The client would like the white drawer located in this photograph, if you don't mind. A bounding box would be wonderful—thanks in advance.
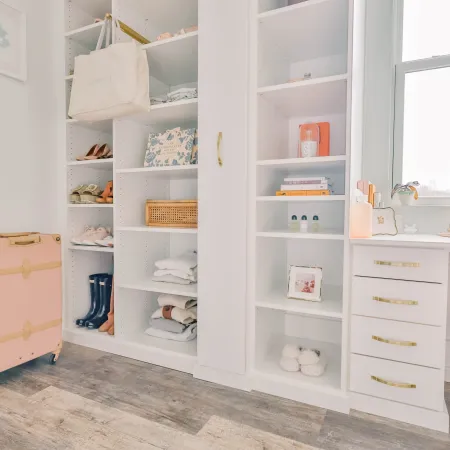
[352,245,448,283]
[351,316,445,368]
[352,276,447,326]
[350,354,444,411]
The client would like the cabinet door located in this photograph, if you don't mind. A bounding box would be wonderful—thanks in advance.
[198,0,249,375]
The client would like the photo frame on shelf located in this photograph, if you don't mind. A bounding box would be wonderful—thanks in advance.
[288,266,323,302]
[0,1,26,81]
[372,207,398,236]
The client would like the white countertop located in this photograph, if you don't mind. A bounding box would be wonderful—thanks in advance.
[351,234,450,249]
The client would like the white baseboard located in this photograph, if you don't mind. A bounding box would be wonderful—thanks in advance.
[193,365,251,391]
[351,393,449,433]
[446,366,450,383]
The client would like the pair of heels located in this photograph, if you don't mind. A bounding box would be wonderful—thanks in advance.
[75,274,113,333]
[96,181,113,204]
[76,144,113,161]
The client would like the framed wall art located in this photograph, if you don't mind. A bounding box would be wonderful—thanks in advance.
[0,1,26,81]
[288,266,323,302]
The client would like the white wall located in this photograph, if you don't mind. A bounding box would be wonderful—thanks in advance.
[0,0,59,233]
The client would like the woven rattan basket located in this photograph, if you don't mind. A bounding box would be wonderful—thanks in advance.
[145,200,198,228]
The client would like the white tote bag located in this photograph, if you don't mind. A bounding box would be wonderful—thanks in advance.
[68,18,150,122]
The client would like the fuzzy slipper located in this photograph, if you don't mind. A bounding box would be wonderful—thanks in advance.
[279,357,300,372]
[297,348,320,366]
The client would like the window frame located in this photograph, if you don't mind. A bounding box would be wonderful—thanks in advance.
[392,0,450,204]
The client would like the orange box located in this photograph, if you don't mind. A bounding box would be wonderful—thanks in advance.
[299,122,330,157]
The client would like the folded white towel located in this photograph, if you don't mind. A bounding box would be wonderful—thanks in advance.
[155,251,197,272]
[152,274,193,285]
[145,323,197,342]
[154,268,197,282]
[157,294,197,310]
[152,306,197,325]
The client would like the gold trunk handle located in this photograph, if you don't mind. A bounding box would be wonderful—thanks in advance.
[8,234,41,246]
[217,132,223,167]
[373,296,418,306]
[371,375,416,389]
[372,336,417,347]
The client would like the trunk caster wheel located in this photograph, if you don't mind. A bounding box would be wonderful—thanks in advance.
[50,354,59,365]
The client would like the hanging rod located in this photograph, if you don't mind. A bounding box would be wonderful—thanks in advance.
[105,13,150,45]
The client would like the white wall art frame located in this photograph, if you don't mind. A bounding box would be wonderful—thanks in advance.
[0,1,26,81]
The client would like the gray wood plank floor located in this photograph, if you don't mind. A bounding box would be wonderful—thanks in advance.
[0,342,448,449]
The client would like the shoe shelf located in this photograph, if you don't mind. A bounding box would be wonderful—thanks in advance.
[65,21,104,48]
[67,159,114,170]
[69,245,114,253]
[117,280,198,298]
[68,203,114,208]
[66,118,113,134]
[116,165,198,180]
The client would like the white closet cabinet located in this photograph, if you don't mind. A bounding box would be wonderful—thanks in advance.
[197,0,249,381]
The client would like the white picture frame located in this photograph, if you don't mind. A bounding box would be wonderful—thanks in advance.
[0,1,26,81]
[288,266,323,302]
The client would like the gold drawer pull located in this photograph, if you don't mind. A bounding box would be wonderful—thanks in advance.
[372,336,417,347]
[371,375,416,389]
[217,132,223,167]
[374,260,420,268]
[373,296,418,306]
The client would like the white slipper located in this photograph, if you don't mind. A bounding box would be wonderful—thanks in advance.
[301,358,327,377]
[282,344,301,359]
[297,349,320,366]
[279,357,300,372]
[95,235,114,247]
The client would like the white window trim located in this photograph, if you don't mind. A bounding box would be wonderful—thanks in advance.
[392,0,450,205]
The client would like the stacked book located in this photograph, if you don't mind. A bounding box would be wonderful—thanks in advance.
[276,176,331,196]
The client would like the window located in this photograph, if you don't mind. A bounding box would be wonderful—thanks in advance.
[393,0,450,200]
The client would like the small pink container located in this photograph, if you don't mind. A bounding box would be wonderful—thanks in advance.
[0,233,62,372]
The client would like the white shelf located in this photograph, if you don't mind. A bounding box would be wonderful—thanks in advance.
[258,0,348,63]
[254,334,342,393]
[143,32,198,86]
[258,74,348,117]
[351,234,450,249]
[117,226,197,234]
[117,280,198,298]
[257,230,344,240]
[65,21,104,49]
[256,285,343,319]
[131,99,198,127]
[68,203,114,208]
[69,245,114,253]
[257,195,345,202]
[117,165,198,179]
[257,156,347,173]
[125,331,197,358]
[67,159,114,170]
[66,119,113,134]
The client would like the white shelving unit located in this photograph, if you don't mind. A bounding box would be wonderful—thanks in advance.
[247,0,362,413]
[62,0,199,374]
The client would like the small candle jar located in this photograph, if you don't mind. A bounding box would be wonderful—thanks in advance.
[312,215,320,232]
[289,215,300,232]
[300,215,308,233]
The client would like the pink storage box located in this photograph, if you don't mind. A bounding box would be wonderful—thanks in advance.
[0,233,62,372]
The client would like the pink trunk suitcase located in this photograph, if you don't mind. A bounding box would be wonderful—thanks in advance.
[0,232,62,372]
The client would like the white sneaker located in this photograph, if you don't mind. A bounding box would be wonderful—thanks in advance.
[82,227,110,246]
[71,226,96,245]
[95,235,114,247]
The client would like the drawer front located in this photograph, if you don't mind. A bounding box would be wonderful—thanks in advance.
[351,316,445,368]
[352,276,447,326]
[350,354,444,411]
[352,245,448,283]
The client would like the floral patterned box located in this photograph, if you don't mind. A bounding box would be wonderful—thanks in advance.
[144,128,198,167]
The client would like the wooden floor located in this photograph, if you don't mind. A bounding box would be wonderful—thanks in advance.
[0,343,449,450]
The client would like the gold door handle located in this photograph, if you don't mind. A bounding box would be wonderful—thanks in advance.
[373,296,418,306]
[372,336,417,347]
[217,132,223,167]
[371,375,416,389]
[374,260,420,268]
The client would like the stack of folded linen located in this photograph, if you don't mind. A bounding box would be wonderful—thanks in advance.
[150,88,198,106]
[152,251,197,285]
[145,294,197,342]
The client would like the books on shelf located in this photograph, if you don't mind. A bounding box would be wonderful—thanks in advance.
[276,190,330,196]
[280,183,328,191]
[284,176,328,185]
